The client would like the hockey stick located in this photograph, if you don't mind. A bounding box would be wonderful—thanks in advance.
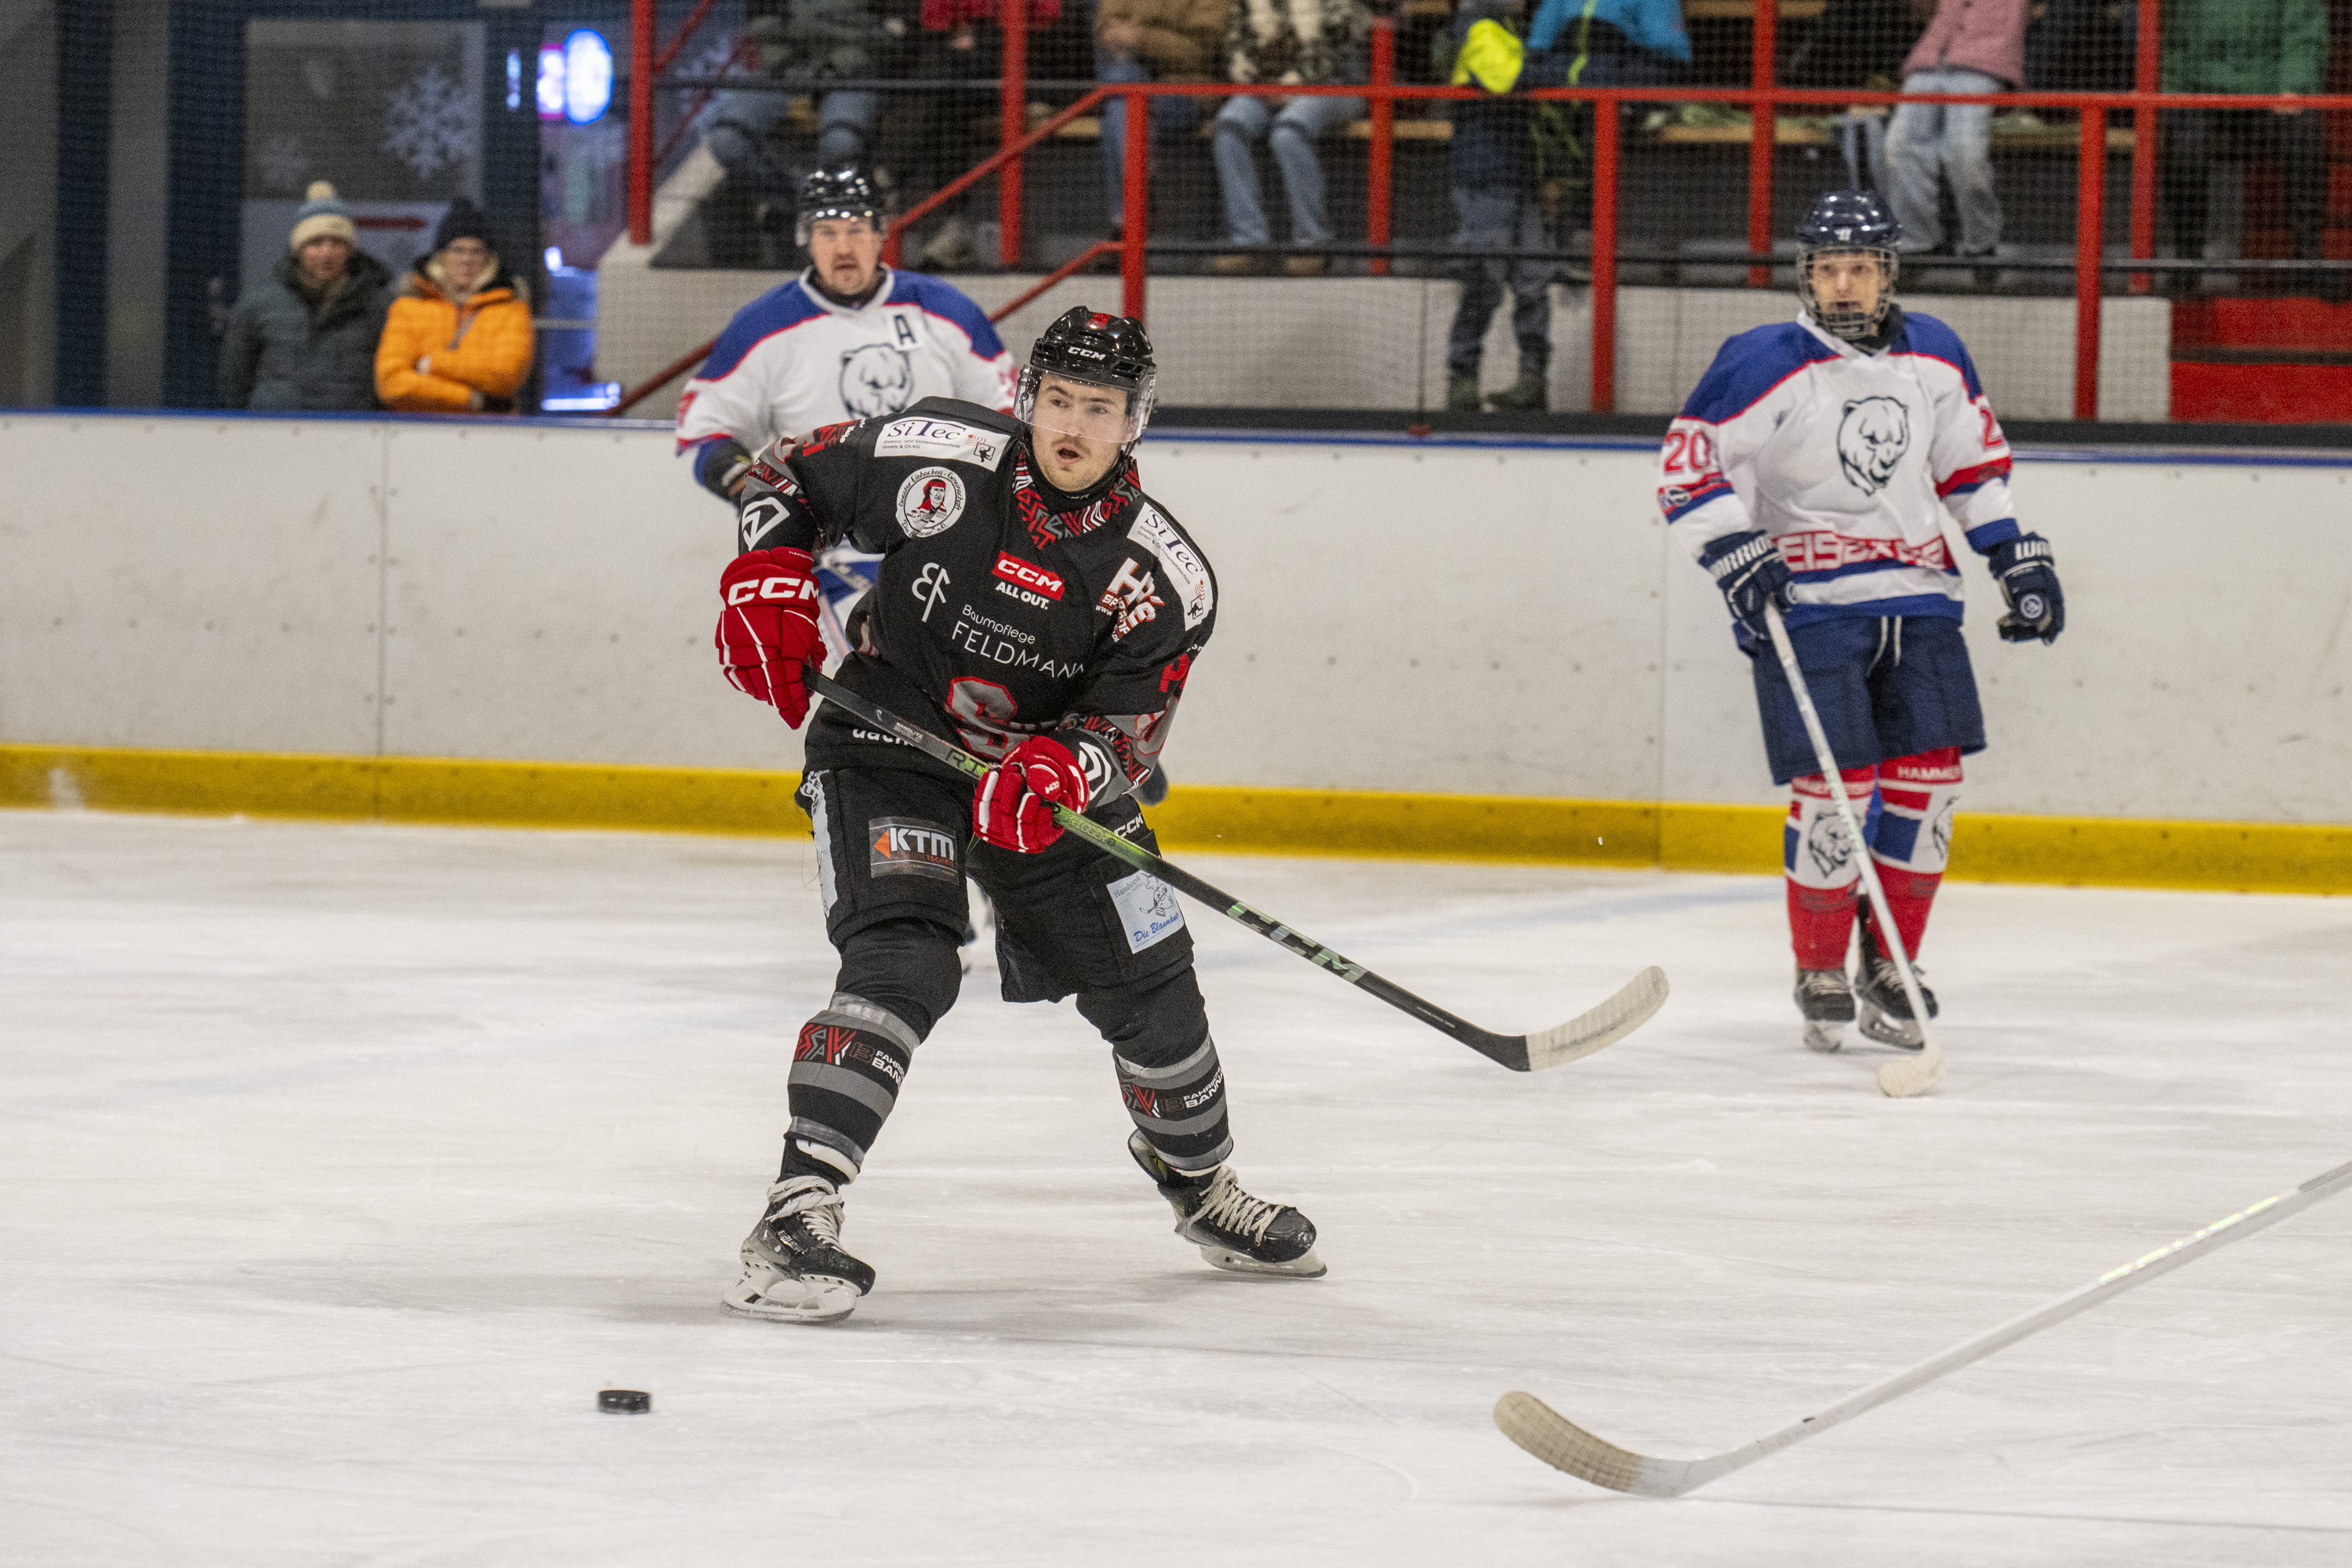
[804,670,1668,1073]
[1496,1154,2352,1496]
[1761,604,1944,1098]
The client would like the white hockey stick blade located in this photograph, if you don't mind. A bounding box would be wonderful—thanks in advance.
[1877,1035,1945,1098]
[1497,1154,2352,1496]
[1519,965,1670,1071]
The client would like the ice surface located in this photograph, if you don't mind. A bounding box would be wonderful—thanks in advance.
[5,811,2349,1566]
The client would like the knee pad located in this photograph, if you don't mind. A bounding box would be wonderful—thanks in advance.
[833,916,963,1040]
[1871,748,1962,875]
[1784,764,1878,890]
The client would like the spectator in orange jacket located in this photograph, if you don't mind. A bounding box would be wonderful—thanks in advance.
[375,200,534,414]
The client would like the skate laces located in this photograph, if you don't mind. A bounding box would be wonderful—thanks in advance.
[765,1176,845,1248]
[1192,1167,1281,1245]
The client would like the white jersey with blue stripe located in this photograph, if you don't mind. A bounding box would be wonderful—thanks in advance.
[1657,310,2021,627]
[675,266,1016,475]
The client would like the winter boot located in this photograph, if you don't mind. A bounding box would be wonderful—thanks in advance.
[1795,966,1855,1054]
[1485,372,1547,412]
[1854,918,1937,1051]
[1446,372,1483,412]
[720,1173,876,1323]
[1128,1131,1325,1279]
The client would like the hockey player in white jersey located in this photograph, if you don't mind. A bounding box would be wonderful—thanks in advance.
[1658,190,2065,1052]
[677,169,1018,655]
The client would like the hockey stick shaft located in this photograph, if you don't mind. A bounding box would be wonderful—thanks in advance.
[1497,1154,2352,1495]
[1762,604,1944,1095]
[804,670,1663,1072]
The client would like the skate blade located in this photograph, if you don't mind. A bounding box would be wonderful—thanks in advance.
[1196,1243,1327,1279]
[720,1265,861,1324]
[1856,999,1926,1051]
[1802,1019,1845,1054]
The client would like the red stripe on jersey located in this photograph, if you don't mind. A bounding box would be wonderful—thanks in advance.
[1936,456,2013,497]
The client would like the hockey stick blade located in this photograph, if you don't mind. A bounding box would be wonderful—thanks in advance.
[1498,964,1671,1072]
[1497,1155,2352,1496]
[804,671,1667,1072]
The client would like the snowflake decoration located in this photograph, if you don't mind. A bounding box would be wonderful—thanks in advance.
[256,133,310,194]
[382,64,476,181]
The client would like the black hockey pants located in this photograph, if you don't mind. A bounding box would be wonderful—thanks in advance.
[781,755,1234,1181]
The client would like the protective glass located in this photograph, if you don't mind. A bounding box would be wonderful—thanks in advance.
[1797,247,1897,341]
[1016,366,1156,450]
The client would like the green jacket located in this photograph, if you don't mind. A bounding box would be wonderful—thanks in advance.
[2161,0,2328,96]
[219,250,394,412]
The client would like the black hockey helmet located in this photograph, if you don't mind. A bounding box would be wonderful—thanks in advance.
[1795,189,1900,342]
[797,166,884,242]
[1018,307,1159,449]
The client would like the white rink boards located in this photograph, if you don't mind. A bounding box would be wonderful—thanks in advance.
[5,413,2351,827]
[6,811,2350,1566]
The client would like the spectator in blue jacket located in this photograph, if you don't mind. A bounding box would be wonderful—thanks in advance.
[1526,0,1690,89]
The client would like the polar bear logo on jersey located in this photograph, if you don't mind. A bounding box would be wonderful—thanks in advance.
[1837,396,1911,494]
[840,343,916,417]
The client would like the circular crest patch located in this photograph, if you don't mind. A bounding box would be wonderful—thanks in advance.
[895,466,967,539]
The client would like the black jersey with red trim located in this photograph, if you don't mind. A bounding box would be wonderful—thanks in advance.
[732,397,1214,804]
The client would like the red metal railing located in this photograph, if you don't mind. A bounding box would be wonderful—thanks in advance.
[621,2,2349,424]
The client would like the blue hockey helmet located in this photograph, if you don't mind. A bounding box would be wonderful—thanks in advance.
[1795,190,1900,341]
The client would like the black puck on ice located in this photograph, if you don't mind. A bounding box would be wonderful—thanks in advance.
[597,1389,651,1414]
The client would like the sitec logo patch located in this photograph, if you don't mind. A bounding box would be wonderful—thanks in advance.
[992,551,1065,608]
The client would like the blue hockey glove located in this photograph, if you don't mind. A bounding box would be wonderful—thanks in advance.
[1700,530,1793,638]
[1988,533,2064,644]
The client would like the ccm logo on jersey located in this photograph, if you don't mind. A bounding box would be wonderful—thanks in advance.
[868,817,959,882]
[1096,557,1166,641]
[877,416,1009,470]
[725,572,818,605]
[992,552,1065,606]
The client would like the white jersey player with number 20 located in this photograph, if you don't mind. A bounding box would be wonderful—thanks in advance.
[1660,190,2066,1055]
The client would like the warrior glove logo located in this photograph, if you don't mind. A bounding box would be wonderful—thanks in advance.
[896,466,967,538]
[1838,397,1911,495]
[868,817,959,882]
[840,343,916,418]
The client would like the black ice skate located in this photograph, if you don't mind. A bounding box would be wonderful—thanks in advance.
[1794,966,1855,1053]
[720,1174,876,1324]
[1853,920,1937,1051]
[1127,1131,1326,1279]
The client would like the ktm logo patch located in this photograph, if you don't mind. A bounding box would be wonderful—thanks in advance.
[868,817,958,881]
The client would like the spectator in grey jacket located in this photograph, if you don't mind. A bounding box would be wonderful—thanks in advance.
[1885,0,2027,264]
[219,182,394,412]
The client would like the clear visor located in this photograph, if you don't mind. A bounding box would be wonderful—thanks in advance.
[1017,366,1156,451]
[1797,246,1897,337]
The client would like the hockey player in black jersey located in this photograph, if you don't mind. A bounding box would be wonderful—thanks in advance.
[712,308,1323,1323]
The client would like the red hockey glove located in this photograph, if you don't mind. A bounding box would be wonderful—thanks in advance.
[973,736,1090,853]
[716,547,823,727]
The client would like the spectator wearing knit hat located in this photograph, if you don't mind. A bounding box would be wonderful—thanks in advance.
[375,199,535,414]
[218,181,395,411]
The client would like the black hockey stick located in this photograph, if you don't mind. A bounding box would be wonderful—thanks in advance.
[805,671,1668,1073]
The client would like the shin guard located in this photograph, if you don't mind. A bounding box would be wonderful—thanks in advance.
[1784,764,1878,970]
[1864,748,1962,956]
[1079,967,1232,1174]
